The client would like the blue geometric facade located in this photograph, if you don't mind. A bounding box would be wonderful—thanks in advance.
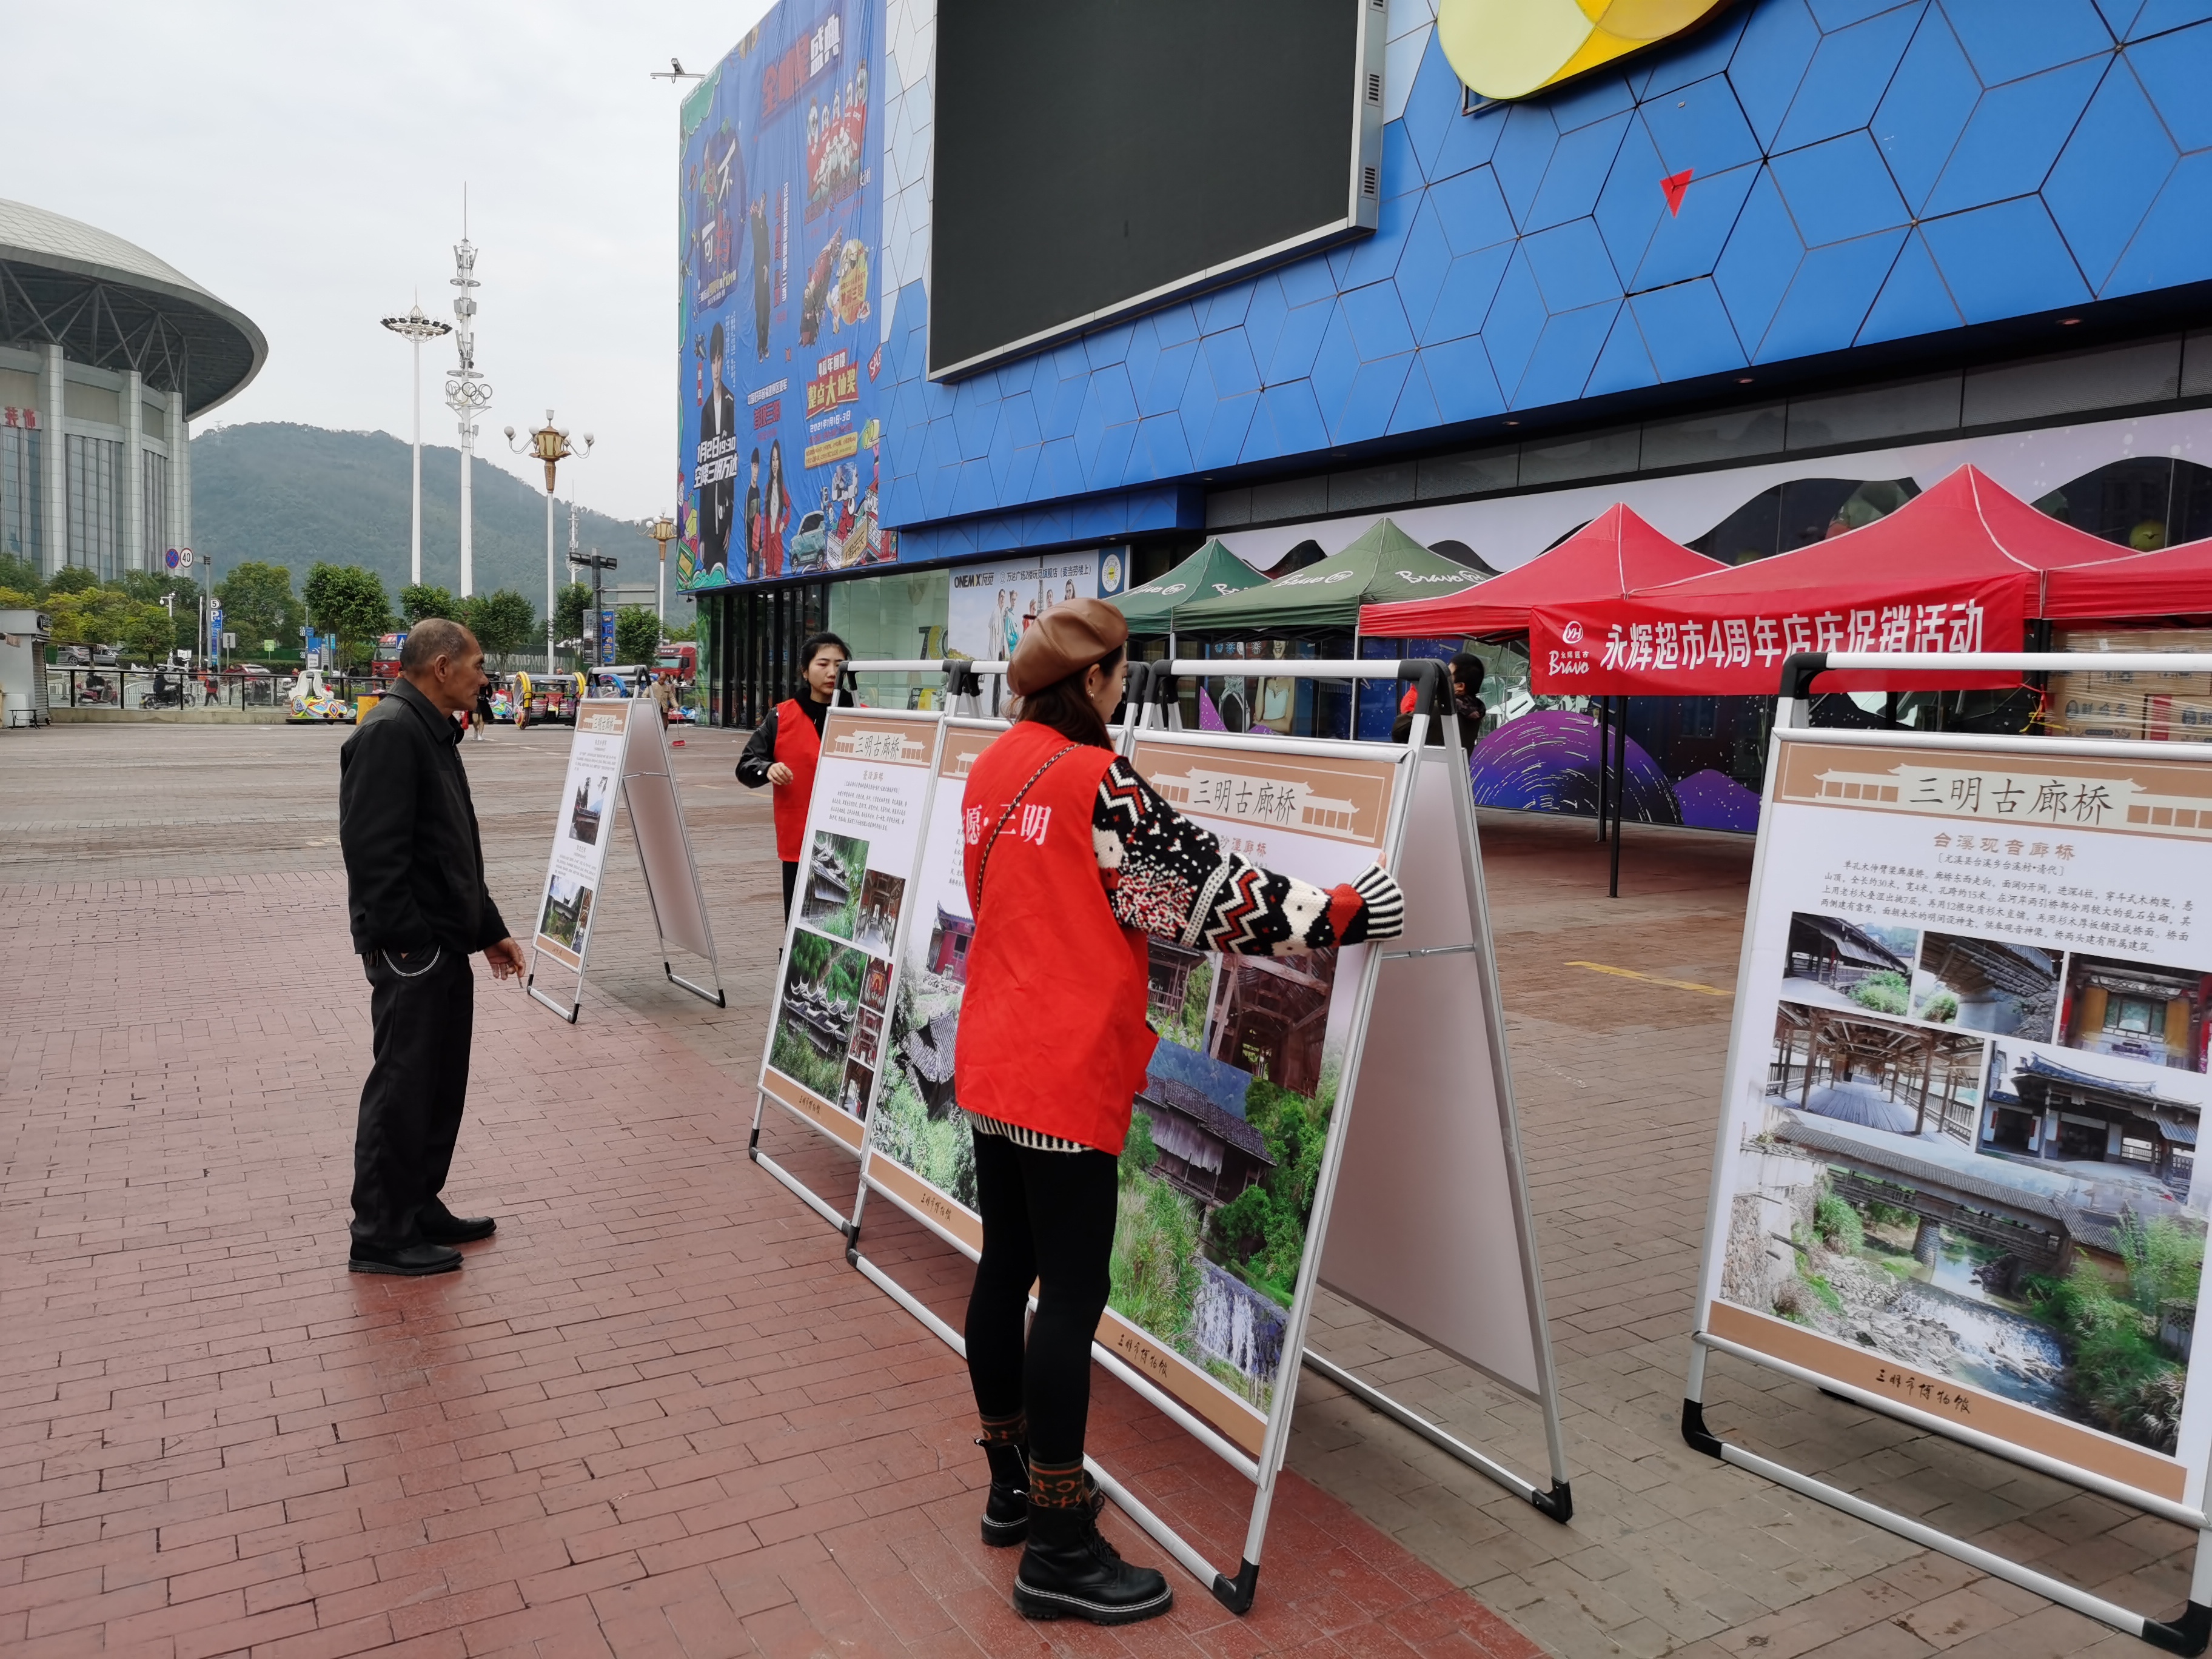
[874,0,2212,564]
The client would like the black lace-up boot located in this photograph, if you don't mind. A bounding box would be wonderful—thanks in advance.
[1011,1461,1172,1626]
[977,1420,1030,1547]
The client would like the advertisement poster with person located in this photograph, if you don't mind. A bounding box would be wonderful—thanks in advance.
[1698,737,2212,1510]
[676,0,894,594]
[759,709,939,1147]
[942,551,1125,662]
[866,724,1401,1455]
[532,702,631,970]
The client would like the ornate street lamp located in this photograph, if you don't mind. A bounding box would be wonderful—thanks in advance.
[380,304,451,589]
[506,411,592,673]
[648,513,678,629]
[444,213,494,596]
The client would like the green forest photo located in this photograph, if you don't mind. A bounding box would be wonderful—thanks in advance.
[771,928,867,1102]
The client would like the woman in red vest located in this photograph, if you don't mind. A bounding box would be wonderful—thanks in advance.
[957,602,1403,1625]
[736,631,848,914]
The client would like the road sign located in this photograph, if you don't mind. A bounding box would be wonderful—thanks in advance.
[164,548,179,571]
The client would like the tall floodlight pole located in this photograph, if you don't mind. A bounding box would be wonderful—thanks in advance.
[380,305,451,588]
[444,210,494,596]
[648,514,678,630]
[506,411,592,673]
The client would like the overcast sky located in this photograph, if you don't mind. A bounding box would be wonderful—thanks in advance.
[4,0,780,520]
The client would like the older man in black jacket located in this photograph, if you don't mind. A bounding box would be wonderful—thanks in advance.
[338,617,527,1275]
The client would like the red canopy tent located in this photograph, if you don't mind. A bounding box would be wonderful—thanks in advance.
[2040,535,2212,620]
[1356,503,1726,638]
[1527,466,2125,694]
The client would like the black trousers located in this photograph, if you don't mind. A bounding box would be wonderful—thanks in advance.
[352,945,475,1247]
[965,1131,1121,1466]
[781,859,798,917]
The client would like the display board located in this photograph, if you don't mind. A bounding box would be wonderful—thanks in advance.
[854,717,1004,1248]
[1321,746,1547,1395]
[751,706,944,1226]
[843,679,1570,1609]
[526,699,727,1023]
[1687,665,2212,1650]
[529,700,629,980]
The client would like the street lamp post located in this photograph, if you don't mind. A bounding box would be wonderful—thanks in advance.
[379,304,452,589]
[506,411,592,674]
[444,220,494,597]
[648,514,677,631]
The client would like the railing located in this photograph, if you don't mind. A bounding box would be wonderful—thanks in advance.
[49,666,292,710]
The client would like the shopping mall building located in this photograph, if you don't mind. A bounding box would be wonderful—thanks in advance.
[676,0,2212,826]
[0,198,265,579]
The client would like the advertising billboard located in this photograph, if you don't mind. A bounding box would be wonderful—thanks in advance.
[928,0,1384,380]
[676,0,896,594]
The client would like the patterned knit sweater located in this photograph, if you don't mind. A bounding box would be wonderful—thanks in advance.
[967,755,1404,1151]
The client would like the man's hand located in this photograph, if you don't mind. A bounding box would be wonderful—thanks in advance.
[484,937,527,980]
[766,760,796,786]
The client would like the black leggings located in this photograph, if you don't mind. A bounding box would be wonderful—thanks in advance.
[965,1131,1120,1466]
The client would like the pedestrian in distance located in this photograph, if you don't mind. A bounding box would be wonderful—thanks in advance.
[472,678,494,740]
[954,601,1405,1625]
[337,617,526,1276]
[1390,651,1486,748]
[736,631,849,917]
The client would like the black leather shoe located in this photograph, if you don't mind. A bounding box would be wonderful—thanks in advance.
[419,1204,496,1244]
[348,1241,463,1276]
[1012,1503,1172,1625]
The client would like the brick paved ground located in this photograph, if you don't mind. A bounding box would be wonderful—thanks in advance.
[0,723,2194,1659]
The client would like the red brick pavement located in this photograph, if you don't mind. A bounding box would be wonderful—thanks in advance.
[0,729,1546,1659]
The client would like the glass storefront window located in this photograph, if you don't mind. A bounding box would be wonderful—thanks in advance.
[829,567,950,709]
[2034,457,2212,549]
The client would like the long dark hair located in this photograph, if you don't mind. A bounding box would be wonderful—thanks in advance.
[1016,643,1124,750]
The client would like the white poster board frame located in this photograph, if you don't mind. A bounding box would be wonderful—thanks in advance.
[1683,651,2212,1655]
[839,660,1569,1613]
[526,699,726,1024]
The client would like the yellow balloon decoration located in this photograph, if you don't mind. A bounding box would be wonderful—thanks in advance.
[1436,0,1737,103]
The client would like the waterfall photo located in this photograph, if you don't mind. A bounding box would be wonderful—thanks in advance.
[1107,942,1352,1413]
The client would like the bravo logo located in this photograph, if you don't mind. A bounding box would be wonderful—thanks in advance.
[1437,0,1737,103]
[1562,620,1584,645]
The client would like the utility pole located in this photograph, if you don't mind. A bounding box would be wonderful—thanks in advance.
[509,412,592,673]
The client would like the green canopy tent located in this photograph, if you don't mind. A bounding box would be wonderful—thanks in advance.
[1108,537,1269,638]
[1165,518,1487,737]
[1169,517,1484,635]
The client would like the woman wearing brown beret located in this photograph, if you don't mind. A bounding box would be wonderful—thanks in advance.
[957,598,1405,1624]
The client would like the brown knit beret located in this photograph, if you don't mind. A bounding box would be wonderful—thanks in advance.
[1007,597,1130,695]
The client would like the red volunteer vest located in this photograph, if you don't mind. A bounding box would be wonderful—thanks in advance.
[772,699,821,862]
[954,721,1155,1155]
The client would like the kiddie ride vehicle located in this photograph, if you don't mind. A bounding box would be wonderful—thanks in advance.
[287,666,352,723]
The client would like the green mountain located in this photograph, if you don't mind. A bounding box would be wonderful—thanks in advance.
[189,423,660,608]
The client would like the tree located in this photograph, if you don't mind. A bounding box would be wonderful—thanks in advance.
[400,583,457,625]
[48,565,100,595]
[555,581,591,645]
[662,618,696,643]
[615,605,662,667]
[0,552,42,597]
[303,563,392,669]
[464,589,535,663]
[215,562,303,650]
[119,601,174,665]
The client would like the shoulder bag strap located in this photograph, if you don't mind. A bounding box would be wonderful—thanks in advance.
[970,742,1078,913]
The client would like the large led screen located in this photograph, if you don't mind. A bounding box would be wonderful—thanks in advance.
[928,0,1382,381]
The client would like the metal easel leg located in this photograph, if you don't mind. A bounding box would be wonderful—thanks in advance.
[1299,1350,1571,1520]
[1680,1359,2208,1654]
[748,1090,857,1236]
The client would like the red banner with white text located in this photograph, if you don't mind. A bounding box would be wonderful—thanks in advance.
[1528,575,2030,695]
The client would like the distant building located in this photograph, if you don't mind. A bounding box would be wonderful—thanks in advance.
[0,198,266,578]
